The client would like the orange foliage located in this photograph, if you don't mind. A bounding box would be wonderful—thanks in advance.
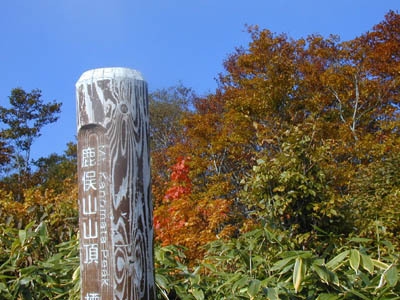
[153,157,232,261]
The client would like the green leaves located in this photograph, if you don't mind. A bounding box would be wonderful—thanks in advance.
[0,222,80,299]
[0,200,399,300]
[312,264,339,286]
[242,125,352,241]
[154,227,400,299]
[384,265,399,287]
[247,279,261,299]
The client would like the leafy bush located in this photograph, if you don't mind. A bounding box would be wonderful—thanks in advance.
[0,185,79,299]
[155,227,400,300]
[0,221,79,299]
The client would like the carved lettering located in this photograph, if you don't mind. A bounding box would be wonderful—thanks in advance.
[83,171,97,191]
[82,147,96,167]
[82,195,97,215]
[83,219,98,239]
[84,293,100,300]
[83,243,99,264]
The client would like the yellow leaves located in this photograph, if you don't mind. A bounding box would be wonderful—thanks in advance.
[272,186,285,193]
[0,178,78,242]
[0,189,24,224]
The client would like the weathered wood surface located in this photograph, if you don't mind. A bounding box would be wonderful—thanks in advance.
[76,67,155,300]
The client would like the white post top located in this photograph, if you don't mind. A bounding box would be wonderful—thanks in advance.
[76,67,144,84]
[75,67,147,131]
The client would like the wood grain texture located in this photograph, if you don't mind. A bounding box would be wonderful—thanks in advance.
[76,68,155,300]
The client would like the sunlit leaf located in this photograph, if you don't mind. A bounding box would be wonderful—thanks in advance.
[18,229,26,245]
[360,254,374,274]
[326,250,349,270]
[372,259,389,270]
[293,256,305,293]
[349,249,360,272]
[191,288,204,300]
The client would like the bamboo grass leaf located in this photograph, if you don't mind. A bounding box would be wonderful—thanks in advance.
[293,256,305,293]
[349,249,360,272]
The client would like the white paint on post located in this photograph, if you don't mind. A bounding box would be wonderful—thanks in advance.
[76,67,155,299]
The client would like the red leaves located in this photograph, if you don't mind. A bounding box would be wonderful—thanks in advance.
[163,185,191,202]
[153,157,232,261]
[163,156,191,203]
[170,157,191,182]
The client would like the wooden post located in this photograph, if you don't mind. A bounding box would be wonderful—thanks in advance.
[76,67,155,300]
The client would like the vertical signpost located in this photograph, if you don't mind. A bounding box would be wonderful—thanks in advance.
[76,67,155,300]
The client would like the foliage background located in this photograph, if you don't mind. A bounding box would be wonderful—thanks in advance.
[0,11,399,299]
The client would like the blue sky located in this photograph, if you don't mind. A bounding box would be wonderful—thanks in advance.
[1,1,398,160]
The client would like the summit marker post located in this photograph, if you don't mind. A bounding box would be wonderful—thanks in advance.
[76,67,155,299]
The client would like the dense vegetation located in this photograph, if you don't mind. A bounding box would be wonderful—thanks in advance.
[0,11,399,299]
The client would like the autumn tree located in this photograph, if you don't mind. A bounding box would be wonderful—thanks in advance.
[167,90,258,235]
[152,86,252,260]
[218,11,399,243]
[221,12,399,145]
[168,11,400,247]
